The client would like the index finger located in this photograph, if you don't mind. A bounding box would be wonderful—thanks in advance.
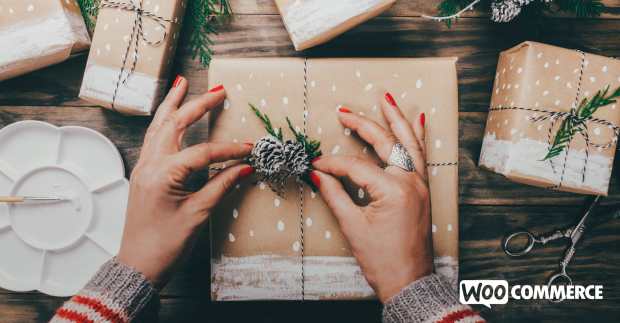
[312,156,388,200]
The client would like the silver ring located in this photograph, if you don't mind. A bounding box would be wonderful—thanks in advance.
[387,143,415,172]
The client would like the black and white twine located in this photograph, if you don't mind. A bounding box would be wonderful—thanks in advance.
[99,0,173,111]
[488,52,620,189]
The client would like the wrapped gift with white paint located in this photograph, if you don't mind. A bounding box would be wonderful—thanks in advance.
[79,0,186,115]
[275,0,396,51]
[479,41,620,195]
[0,0,90,81]
[208,57,460,300]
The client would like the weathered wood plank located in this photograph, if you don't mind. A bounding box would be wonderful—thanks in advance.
[228,0,620,18]
[3,16,620,111]
[1,204,618,322]
[1,294,619,323]
[0,107,619,205]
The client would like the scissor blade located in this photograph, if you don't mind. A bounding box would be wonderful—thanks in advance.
[570,196,602,242]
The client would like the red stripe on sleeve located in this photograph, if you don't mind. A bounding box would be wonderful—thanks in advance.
[437,309,484,323]
[72,295,126,323]
[55,308,95,323]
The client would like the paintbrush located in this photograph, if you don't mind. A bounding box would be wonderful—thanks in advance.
[0,196,68,203]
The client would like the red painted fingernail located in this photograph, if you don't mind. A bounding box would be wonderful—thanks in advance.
[385,92,397,107]
[420,113,426,127]
[311,157,321,164]
[338,106,352,113]
[310,171,321,188]
[208,84,224,93]
[243,142,254,148]
[239,166,255,179]
[172,75,183,88]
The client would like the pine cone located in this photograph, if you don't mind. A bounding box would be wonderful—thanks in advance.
[250,135,286,177]
[284,140,310,177]
[491,0,524,22]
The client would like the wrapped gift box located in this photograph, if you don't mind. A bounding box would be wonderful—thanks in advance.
[275,0,395,51]
[208,57,460,300]
[0,0,90,81]
[79,0,186,115]
[479,41,620,195]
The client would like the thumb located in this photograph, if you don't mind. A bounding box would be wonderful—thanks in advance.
[311,170,364,230]
[186,164,254,221]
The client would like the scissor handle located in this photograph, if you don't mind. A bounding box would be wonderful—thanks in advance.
[503,231,537,257]
[547,270,573,303]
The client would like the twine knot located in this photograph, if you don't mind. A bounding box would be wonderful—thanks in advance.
[99,0,174,110]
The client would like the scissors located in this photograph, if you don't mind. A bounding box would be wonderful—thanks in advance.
[502,196,602,295]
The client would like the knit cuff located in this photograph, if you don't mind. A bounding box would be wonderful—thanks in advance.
[382,274,462,323]
[82,257,158,321]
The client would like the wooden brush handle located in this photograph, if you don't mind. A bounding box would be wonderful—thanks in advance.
[0,196,25,203]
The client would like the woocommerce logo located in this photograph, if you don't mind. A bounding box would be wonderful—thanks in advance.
[459,280,604,308]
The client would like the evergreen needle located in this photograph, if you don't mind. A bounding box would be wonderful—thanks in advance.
[543,85,620,160]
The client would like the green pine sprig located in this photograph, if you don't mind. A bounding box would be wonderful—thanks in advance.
[543,85,620,160]
[286,117,322,161]
[249,104,283,141]
[250,105,323,192]
[185,0,231,67]
[76,0,100,31]
[76,0,230,67]
[435,0,606,27]
[556,0,605,17]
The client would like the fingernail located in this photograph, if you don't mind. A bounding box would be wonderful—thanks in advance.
[243,142,254,149]
[385,92,398,107]
[310,171,321,188]
[311,156,321,164]
[208,84,224,93]
[239,166,255,179]
[172,75,184,88]
[420,112,426,127]
[338,106,352,113]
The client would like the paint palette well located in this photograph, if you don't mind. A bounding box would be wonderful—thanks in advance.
[0,121,128,297]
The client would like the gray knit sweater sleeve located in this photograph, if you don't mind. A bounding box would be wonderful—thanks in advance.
[50,257,158,322]
[382,274,485,323]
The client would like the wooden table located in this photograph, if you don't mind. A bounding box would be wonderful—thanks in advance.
[1,1,620,321]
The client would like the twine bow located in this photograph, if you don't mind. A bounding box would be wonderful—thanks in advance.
[489,95,620,189]
[99,0,173,110]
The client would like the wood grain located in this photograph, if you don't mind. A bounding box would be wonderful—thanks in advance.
[0,204,618,322]
[3,16,620,111]
[1,2,620,322]
[0,107,619,205]
[227,0,620,18]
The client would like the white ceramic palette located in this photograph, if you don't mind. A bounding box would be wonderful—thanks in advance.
[0,121,128,297]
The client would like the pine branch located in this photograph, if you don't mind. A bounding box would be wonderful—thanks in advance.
[434,0,606,26]
[76,0,230,67]
[185,0,231,67]
[555,0,605,17]
[76,0,100,32]
[249,104,282,141]
[286,118,322,160]
[543,85,620,160]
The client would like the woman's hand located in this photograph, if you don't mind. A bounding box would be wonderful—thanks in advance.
[311,92,432,303]
[117,77,254,288]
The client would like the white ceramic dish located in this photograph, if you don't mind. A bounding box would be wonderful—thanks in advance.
[0,121,128,297]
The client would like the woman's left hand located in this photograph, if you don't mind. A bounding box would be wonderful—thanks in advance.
[117,77,254,289]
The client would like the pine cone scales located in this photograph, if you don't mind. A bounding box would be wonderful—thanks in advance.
[250,135,285,176]
[491,0,523,22]
[284,140,310,177]
[249,136,312,195]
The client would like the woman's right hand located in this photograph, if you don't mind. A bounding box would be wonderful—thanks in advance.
[310,92,433,303]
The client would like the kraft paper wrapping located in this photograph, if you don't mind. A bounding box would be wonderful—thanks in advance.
[208,57,459,301]
[0,0,90,81]
[275,0,395,51]
[479,41,620,195]
[79,0,186,115]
